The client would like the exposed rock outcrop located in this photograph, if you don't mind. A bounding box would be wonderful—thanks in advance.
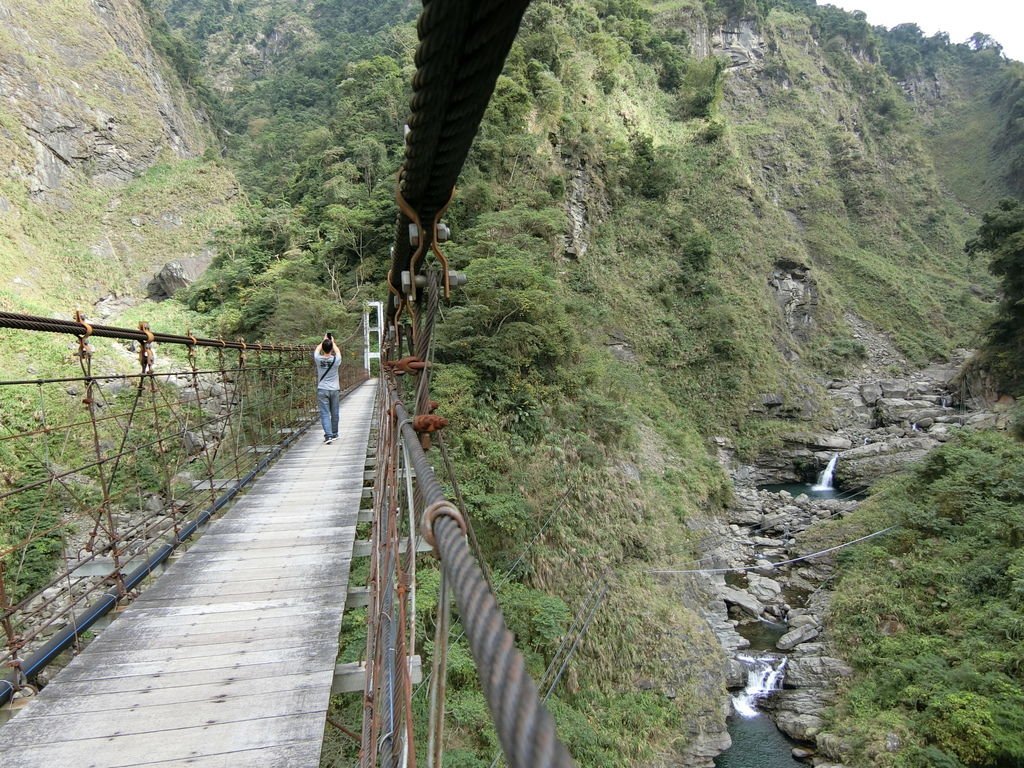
[146,254,213,299]
[563,155,601,260]
[769,260,819,346]
[0,1,206,197]
[692,18,767,69]
[0,0,241,311]
[834,436,939,487]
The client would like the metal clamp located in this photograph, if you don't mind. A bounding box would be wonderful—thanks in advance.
[409,221,451,247]
[400,270,468,294]
[421,500,467,554]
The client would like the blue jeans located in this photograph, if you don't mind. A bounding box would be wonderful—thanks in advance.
[317,389,340,439]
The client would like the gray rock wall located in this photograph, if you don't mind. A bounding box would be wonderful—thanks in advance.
[0,0,208,198]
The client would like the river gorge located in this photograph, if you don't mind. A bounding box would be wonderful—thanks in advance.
[691,343,1015,767]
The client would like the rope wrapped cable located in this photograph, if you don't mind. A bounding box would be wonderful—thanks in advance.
[406,0,531,210]
[0,312,304,351]
[387,0,531,319]
[389,386,574,767]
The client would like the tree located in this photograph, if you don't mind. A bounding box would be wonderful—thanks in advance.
[968,32,1003,54]
[965,198,1024,394]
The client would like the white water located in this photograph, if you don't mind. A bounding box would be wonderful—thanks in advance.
[811,454,838,491]
[732,654,787,718]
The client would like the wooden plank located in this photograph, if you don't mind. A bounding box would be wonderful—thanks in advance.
[48,634,337,684]
[124,558,347,585]
[352,537,432,558]
[23,660,319,700]
[138,743,324,768]
[130,584,347,608]
[169,533,354,556]
[236,478,368,493]
[8,675,327,724]
[332,655,423,694]
[346,586,370,608]
[94,604,330,636]
[134,564,349,592]
[1,715,325,767]
[164,542,348,565]
[81,621,337,656]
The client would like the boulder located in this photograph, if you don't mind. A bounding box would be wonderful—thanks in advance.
[726,505,765,526]
[785,432,853,451]
[788,614,817,629]
[905,407,950,424]
[771,695,826,739]
[148,261,193,299]
[145,253,212,299]
[182,430,205,456]
[816,732,854,761]
[746,574,783,603]
[784,656,852,687]
[777,624,819,650]
[858,382,882,405]
[726,658,748,689]
[878,380,909,399]
[836,437,939,486]
[719,587,765,618]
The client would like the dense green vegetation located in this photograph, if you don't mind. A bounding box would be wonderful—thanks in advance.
[803,431,1024,768]
[96,0,1024,764]
[144,0,1024,765]
[966,199,1024,396]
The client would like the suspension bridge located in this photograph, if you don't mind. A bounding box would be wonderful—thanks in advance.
[0,1,576,765]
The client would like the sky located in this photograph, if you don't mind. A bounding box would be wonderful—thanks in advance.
[825,0,1024,63]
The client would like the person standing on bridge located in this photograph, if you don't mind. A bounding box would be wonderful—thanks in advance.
[314,332,342,444]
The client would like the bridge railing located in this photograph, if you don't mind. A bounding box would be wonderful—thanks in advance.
[0,311,362,703]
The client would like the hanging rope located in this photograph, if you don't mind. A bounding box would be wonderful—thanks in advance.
[647,525,899,575]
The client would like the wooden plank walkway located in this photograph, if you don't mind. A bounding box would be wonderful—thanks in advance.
[0,380,378,767]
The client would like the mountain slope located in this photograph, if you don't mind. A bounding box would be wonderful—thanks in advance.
[13,0,1021,765]
[0,0,239,314]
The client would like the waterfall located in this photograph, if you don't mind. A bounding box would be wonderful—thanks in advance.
[812,453,838,491]
[732,654,787,718]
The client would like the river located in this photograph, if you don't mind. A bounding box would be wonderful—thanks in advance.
[714,713,805,768]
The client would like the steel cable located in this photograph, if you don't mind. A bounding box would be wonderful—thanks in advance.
[387,0,531,318]
[0,312,303,351]
[387,385,573,767]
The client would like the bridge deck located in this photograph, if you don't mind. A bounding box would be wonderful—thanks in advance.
[0,380,377,767]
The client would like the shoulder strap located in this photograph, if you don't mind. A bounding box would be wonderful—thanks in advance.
[318,355,337,383]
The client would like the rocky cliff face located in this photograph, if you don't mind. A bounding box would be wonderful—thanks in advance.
[0,0,206,197]
[0,0,238,311]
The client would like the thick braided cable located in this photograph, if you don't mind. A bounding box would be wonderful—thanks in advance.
[387,0,531,315]
[434,515,571,768]
[402,0,475,202]
[0,312,303,351]
[389,388,574,767]
[417,6,532,212]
